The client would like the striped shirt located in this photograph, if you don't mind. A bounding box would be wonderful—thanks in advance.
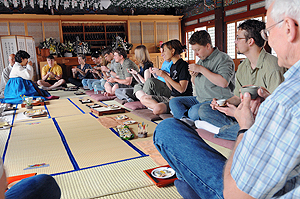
[231,60,300,198]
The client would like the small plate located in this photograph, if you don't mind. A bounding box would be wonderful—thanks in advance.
[123,120,136,125]
[108,104,119,109]
[151,167,175,179]
[115,115,128,120]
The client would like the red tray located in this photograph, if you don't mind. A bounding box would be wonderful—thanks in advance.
[143,165,177,187]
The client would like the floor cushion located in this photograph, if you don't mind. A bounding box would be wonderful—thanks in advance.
[124,101,146,110]
[131,109,161,121]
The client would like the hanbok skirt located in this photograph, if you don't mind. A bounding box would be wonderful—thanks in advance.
[0,77,50,104]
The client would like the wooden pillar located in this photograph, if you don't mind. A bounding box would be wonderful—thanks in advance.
[215,1,225,51]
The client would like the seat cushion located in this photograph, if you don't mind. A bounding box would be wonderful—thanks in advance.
[131,109,162,121]
[124,101,147,110]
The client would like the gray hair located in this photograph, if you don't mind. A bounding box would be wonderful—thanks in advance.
[266,0,300,25]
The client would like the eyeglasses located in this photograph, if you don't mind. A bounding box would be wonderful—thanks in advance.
[260,19,284,41]
[235,36,246,41]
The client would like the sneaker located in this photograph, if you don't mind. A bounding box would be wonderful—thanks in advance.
[127,98,134,102]
[180,117,196,128]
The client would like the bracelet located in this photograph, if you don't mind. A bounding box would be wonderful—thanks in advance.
[237,129,248,137]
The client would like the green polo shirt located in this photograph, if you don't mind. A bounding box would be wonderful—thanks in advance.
[234,49,286,96]
[115,58,139,80]
[194,47,235,103]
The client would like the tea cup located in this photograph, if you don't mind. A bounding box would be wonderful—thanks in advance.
[241,86,259,99]
[216,99,227,107]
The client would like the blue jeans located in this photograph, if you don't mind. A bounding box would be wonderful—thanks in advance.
[5,174,61,199]
[169,96,211,121]
[153,118,226,199]
[91,79,106,91]
[198,103,240,140]
[82,78,90,87]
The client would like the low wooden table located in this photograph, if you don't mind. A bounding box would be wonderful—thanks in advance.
[90,106,128,116]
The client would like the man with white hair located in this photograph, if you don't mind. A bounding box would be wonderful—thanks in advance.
[153,0,300,198]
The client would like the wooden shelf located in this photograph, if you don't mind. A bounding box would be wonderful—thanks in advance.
[62,22,126,50]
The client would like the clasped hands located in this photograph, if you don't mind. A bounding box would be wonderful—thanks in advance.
[212,86,270,129]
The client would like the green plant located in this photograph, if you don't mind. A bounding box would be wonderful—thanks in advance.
[20,95,33,106]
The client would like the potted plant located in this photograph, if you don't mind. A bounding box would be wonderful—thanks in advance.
[21,95,33,109]
[59,41,74,57]
[39,37,59,56]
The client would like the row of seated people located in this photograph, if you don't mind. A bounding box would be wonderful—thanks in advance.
[154,1,300,198]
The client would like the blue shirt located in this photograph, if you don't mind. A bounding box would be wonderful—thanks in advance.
[231,60,300,198]
[157,61,172,83]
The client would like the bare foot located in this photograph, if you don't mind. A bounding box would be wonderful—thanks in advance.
[104,92,114,96]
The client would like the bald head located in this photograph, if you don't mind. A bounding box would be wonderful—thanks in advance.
[8,54,15,66]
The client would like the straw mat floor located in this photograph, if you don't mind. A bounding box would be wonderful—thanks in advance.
[3,118,74,176]
[55,114,142,169]
[54,156,181,199]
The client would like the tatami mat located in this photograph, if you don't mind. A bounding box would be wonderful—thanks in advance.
[54,156,181,199]
[46,98,85,118]
[67,97,96,113]
[3,118,74,176]
[55,114,142,169]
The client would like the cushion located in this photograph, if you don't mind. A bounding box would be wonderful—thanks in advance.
[158,113,173,120]
[90,93,117,101]
[131,109,162,121]
[114,98,127,105]
[124,101,146,110]
[196,128,235,149]
[85,90,94,96]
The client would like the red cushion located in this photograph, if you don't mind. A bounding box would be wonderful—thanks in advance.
[85,90,94,96]
[90,94,117,101]
[196,129,235,149]
[131,109,161,121]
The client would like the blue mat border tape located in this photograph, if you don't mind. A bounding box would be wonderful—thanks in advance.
[2,107,17,163]
[67,98,85,114]
[52,118,80,170]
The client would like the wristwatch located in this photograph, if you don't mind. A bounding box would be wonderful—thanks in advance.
[237,129,248,137]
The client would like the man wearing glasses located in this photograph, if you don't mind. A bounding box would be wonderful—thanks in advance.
[153,0,300,198]
[198,19,286,141]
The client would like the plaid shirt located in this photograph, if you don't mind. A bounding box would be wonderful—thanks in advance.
[231,60,300,198]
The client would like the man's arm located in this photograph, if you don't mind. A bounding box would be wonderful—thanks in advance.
[111,76,133,85]
[223,92,255,199]
[189,63,229,88]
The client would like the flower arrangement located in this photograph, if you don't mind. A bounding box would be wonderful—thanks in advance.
[111,36,133,51]
[59,41,74,54]
[73,36,91,55]
[20,95,33,106]
[39,37,58,55]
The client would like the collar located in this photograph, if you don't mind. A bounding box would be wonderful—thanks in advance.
[242,48,267,70]
[203,47,219,61]
[284,59,300,80]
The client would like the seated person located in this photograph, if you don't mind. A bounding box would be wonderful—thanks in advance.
[68,54,92,88]
[198,19,285,140]
[82,52,108,92]
[104,47,139,96]
[0,54,15,98]
[0,157,61,199]
[116,45,153,102]
[139,40,193,115]
[0,50,50,104]
[169,30,235,122]
[37,55,66,90]
[133,46,173,101]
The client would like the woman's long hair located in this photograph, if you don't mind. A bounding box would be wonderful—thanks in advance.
[134,45,152,67]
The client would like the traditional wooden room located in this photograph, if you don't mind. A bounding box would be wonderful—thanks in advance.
[0,0,297,198]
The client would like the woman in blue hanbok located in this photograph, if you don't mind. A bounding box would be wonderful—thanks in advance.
[1,50,51,104]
